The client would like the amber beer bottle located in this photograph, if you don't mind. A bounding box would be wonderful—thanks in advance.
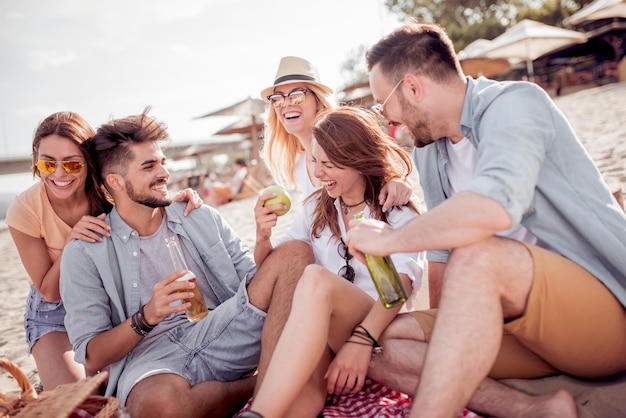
[165,236,208,322]
[353,212,407,308]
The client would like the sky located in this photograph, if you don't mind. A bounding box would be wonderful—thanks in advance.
[0,0,403,159]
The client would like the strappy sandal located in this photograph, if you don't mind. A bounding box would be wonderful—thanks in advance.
[238,411,264,418]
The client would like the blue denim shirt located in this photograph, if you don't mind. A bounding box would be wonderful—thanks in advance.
[414,76,626,307]
[60,202,256,395]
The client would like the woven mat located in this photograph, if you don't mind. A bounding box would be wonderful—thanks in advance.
[15,372,109,417]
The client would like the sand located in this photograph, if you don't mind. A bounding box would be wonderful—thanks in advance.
[1,82,625,415]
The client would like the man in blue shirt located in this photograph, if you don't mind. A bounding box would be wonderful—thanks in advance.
[60,109,312,418]
[346,22,626,418]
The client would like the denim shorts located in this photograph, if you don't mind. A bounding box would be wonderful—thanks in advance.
[24,285,67,353]
[116,276,265,405]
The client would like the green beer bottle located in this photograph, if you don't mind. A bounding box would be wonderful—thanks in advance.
[353,212,408,308]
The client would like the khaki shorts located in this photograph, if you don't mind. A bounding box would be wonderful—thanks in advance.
[410,243,626,380]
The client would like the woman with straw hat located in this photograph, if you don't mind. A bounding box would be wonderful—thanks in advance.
[258,56,413,203]
[256,57,415,266]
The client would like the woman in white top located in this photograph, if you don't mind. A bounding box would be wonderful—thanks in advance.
[248,106,426,418]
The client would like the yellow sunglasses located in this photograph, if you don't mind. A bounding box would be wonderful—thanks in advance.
[36,160,84,175]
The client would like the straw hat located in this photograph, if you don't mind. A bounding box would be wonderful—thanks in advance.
[260,56,333,101]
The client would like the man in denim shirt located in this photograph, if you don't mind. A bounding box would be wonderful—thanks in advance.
[346,22,626,418]
[60,110,312,418]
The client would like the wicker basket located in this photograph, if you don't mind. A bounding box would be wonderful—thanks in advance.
[0,358,120,417]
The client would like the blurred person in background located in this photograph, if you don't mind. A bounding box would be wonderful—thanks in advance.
[204,158,248,206]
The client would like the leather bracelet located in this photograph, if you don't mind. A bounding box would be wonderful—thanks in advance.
[137,305,156,330]
[130,305,154,336]
[350,325,383,355]
[130,312,148,336]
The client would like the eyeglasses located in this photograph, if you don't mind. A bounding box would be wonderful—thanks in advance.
[36,160,84,175]
[371,79,403,117]
[267,88,310,108]
[337,238,355,283]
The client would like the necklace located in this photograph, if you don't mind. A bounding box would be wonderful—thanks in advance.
[340,197,366,215]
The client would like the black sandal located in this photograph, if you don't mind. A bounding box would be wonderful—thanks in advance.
[239,412,265,418]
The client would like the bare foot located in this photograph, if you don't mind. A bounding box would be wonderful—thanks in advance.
[522,389,577,418]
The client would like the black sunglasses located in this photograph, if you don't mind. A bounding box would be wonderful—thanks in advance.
[337,238,355,283]
[267,88,310,108]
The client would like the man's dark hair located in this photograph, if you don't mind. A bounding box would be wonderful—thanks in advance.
[366,22,463,83]
[88,107,169,184]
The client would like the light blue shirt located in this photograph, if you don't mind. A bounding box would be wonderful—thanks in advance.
[414,76,626,307]
[60,202,256,395]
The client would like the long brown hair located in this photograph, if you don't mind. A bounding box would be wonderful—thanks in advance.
[32,111,113,216]
[309,106,418,240]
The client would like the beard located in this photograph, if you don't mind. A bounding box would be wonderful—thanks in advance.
[125,179,172,208]
[398,94,436,148]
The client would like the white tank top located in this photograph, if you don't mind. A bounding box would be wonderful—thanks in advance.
[445,137,539,245]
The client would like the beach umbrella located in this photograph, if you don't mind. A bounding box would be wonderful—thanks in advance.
[565,0,626,26]
[338,78,374,105]
[459,58,511,78]
[457,39,512,78]
[481,19,587,81]
[195,96,267,161]
[214,118,261,136]
[458,38,495,59]
[196,96,266,119]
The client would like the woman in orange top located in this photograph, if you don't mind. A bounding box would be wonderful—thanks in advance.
[6,111,201,390]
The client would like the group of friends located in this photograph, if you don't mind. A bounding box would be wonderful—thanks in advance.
[6,22,626,418]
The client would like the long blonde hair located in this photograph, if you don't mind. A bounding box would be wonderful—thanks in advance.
[262,83,337,189]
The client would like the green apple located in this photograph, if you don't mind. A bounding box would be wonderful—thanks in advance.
[261,185,292,216]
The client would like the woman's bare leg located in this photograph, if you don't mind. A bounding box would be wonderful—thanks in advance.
[31,331,86,390]
[251,265,373,418]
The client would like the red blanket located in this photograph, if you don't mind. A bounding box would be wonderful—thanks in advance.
[323,379,481,418]
[237,379,483,417]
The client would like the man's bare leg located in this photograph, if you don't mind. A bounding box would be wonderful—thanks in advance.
[369,286,577,417]
[247,240,314,392]
[427,261,445,308]
[409,238,530,416]
[126,374,255,418]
